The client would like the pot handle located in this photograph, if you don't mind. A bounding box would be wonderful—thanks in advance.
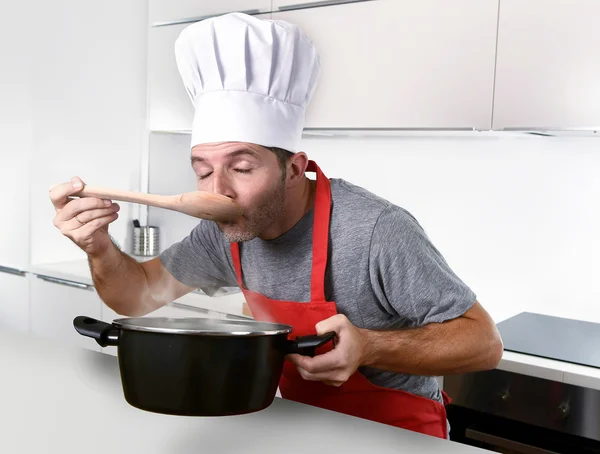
[284,331,336,357]
[73,316,120,347]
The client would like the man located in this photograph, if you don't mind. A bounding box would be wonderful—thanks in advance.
[50,13,502,439]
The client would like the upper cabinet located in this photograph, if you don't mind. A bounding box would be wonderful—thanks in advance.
[492,0,600,131]
[272,0,499,130]
[149,0,272,25]
[146,0,600,134]
[147,13,272,132]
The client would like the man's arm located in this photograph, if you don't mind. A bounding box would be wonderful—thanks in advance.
[90,241,195,317]
[287,205,503,386]
[287,301,503,386]
[360,300,503,375]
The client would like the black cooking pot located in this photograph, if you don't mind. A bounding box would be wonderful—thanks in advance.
[73,315,334,417]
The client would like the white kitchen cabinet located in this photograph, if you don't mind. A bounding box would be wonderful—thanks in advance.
[0,269,30,335]
[149,0,271,26]
[492,0,600,131]
[28,0,147,265]
[30,274,102,352]
[272,0,369,11]
[272,0,498,131]
[0,1,32,271]
[147,13,272,132]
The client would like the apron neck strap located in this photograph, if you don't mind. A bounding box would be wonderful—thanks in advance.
[305,160,330,302]
[230,160,331,302]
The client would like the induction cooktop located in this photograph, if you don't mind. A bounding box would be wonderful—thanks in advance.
[496,312,600,369]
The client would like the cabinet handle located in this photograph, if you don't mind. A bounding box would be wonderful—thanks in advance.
[153,9,262,27]
[36,275,93,291]
[0,265,26,277]
[277,0,375,12]
[499,127,600,136]
[169,302,211,314]
[465,428,561,454]
[302,127,476,138]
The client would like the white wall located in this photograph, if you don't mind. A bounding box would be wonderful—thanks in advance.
[147,132,600,324]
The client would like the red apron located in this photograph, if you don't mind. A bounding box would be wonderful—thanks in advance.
[230,160,451,439]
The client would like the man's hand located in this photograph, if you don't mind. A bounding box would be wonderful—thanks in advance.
[50,176,120,258]
[286,314,367,387]
[286,301,503,383]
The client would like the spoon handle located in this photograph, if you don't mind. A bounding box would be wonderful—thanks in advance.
[77,185,168,208]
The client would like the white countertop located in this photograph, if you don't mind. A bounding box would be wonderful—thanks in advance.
[25,259,600,393]
[1,328,487,454]
[492,309,600,392]
[28,257,248,318]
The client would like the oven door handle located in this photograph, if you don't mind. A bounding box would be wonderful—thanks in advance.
[466,428,561,454]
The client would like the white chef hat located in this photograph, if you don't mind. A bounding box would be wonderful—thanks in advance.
[174,12,321,153]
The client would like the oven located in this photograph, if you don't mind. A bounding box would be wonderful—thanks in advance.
[444,369,600,454]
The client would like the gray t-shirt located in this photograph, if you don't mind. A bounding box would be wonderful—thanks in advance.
[159,178,476,404]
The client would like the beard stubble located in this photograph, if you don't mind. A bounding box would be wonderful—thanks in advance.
[216,171,287,242]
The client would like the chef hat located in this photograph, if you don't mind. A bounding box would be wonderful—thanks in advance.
[174,12,321,153]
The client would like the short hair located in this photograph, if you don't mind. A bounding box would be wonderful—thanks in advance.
[268,146,294,171]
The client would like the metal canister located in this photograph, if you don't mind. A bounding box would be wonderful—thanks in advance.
[132,226,160,257]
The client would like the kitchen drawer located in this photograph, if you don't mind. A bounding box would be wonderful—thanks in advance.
[0,267,30,334]
[30,274,102,352]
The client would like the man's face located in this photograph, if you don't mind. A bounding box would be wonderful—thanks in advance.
[191,142,287,242]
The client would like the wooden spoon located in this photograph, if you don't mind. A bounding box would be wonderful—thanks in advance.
[74,185,243,222]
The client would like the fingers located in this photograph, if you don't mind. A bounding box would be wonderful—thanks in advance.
[49,177,86,211]
[54,195,116,225]
[67,203,120,227]
[69,212,119,243]
[315,313,347,336]
[287,349,344,375]
[286,314,363,387]
[296,361,351,386]
[287,350,349,384]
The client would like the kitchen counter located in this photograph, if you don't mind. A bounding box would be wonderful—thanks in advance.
[2,328,487,454]
[493,310,600,393]
[25,260,600,394]
[28,258,248,318]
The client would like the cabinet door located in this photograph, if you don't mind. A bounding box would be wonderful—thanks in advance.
[150,0,271,25]
[29,0,147,265]
[492,0,600,130]
[148,13,272,132]
[0,269,30,334]
[272,0,498,130]
[30,275,102,352]
[0,1,31,271]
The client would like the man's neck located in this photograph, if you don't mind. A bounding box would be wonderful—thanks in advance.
[258,176,316,240]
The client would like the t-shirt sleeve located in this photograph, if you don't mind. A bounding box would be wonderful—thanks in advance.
[368,206,476,325]
[158,221,238,291]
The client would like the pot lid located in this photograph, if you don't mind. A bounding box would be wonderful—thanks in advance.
[111,316,293,336]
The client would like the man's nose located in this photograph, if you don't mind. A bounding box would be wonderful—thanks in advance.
[211,171,235,199]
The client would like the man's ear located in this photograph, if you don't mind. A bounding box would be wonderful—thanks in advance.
[286,152,309,186]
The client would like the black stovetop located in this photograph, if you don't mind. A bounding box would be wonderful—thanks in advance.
[496,312,600,369]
